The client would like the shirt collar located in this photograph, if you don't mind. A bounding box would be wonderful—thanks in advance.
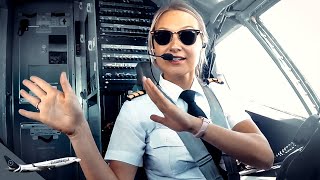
[158,74,205,103]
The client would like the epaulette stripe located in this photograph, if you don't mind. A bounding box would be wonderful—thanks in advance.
[205,78,224,85]
[127,90,146,101]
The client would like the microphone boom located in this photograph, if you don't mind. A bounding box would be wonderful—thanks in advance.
[150,53,185,61]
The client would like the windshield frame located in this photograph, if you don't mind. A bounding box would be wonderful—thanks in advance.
[229,13,320,116]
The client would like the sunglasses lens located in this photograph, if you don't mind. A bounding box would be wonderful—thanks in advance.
[154,30,172,45]
[179,30,197,45]
[152,29,199,45]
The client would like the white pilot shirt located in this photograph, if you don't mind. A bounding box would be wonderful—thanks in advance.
[105,75,251,179]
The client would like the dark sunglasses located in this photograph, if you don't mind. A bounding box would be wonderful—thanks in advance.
[151,29,202,46]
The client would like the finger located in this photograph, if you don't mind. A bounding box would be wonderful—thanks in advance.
[143,78,160,104]
[30,76,54,94]
[18,109,41,122]
[142,76,149,91]
[22,79,47,98]
[143,77,171,110]
[143,77,161,100]
[60,72,73,96]
[150,114,165,124]
[20,89,41,107]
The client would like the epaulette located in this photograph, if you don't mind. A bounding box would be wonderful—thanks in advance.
[205,77,224,85]
[126,90,146,101]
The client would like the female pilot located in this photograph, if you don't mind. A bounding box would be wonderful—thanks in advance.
[19,1,273,179]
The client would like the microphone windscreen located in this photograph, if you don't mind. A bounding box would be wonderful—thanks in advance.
[161,53,174,61]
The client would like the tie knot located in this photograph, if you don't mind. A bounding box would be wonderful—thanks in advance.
[179,90,196,104]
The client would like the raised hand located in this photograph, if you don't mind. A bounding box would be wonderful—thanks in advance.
[142,76,201,134]
[19,72,85,137]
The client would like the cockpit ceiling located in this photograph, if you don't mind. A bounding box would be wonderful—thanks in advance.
[2,0,278,21]
[0,0,278,45]
[1,0,75,7]
[2,0,278,14]
[150,0,279,46]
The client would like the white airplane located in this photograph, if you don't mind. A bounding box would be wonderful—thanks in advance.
[4,155,81,173]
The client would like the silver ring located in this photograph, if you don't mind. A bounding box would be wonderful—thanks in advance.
[36,101,41,110]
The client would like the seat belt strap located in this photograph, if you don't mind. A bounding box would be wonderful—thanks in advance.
[156,81,240,180]
[202,81,240,180]
[157,87,223,179]
[201,82,229,129]
[178,132,224,180]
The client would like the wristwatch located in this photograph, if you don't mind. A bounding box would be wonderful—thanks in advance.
[194,116,211,138]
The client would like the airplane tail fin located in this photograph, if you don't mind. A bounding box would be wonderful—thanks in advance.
[4,156,19,169]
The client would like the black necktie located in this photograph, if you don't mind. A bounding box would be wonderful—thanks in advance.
[179,90,222,166]
[179,90,206,118]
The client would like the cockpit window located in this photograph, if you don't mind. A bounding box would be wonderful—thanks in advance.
[260,0,320,100]
[215,26,309,118]
[215,0,320,118]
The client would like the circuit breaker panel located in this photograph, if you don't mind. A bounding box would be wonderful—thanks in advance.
[95,0,157,92]
[82,0,158,156]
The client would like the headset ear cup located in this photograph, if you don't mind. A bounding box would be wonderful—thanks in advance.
[202,43,207,48]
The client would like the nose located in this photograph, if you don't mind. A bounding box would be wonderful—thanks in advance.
[169,33,182,52]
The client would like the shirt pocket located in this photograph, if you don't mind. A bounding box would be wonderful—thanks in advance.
[149,128,184,148]
[148,128,196,176]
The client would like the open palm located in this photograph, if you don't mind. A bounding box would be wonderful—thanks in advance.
[19,72,84,136]
[142,77,197,132]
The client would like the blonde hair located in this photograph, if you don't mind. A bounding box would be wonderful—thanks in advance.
[147,0,209,77]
